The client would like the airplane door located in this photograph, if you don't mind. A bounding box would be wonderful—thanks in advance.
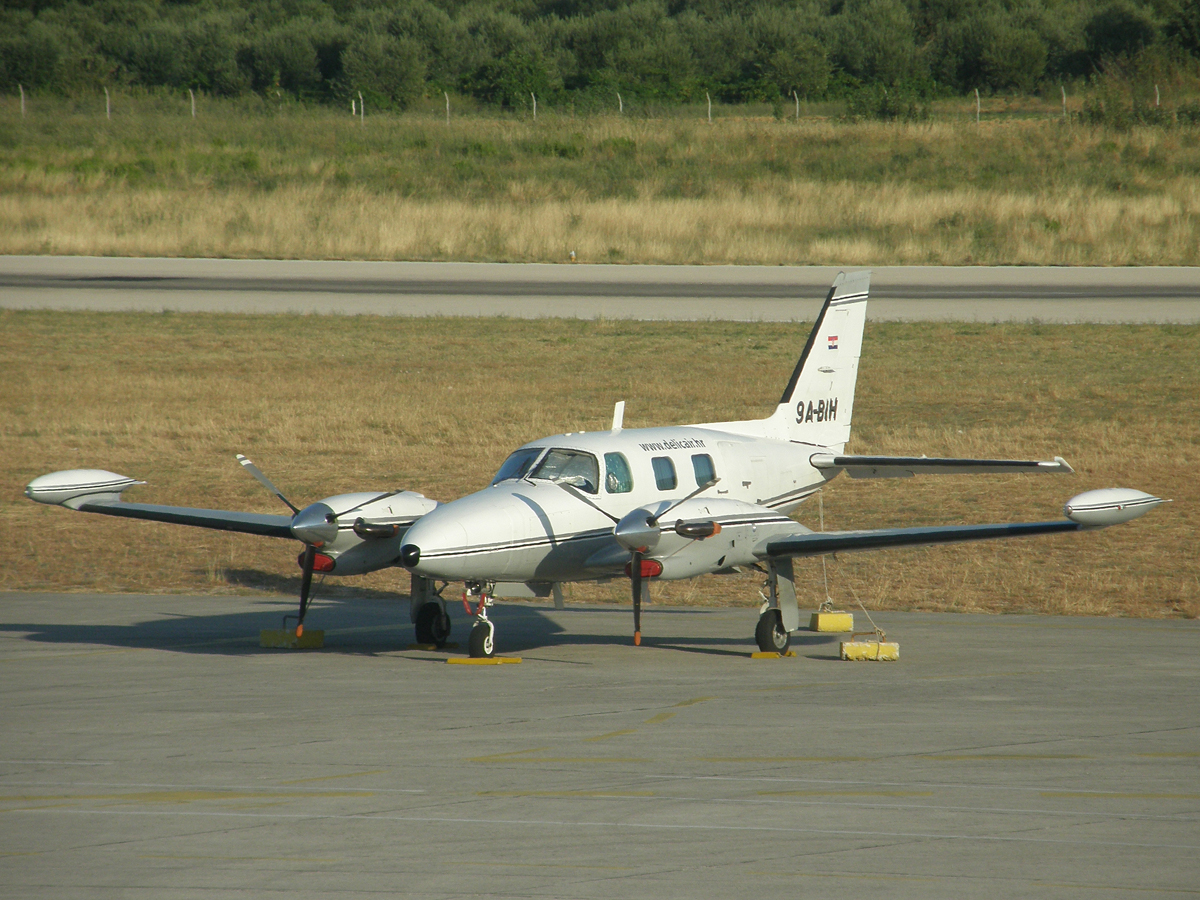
[750,457,768,502]
[716,442,740,495]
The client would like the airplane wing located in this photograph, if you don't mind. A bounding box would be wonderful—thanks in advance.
[762,519,1081,558]
[759,488,1163,559]
[25,470,295,537]
[809,453,1073,479]
[59,499,295,538]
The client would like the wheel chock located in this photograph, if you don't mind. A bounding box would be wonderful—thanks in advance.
[840,632,899,661]
[750,650,797,659]
[260,629,324,649]
[446,657,522,665]
[408,642,460,651]
[810,611,853,632]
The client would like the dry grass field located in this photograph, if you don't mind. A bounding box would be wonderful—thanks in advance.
[2,96,1199,265]
[1,310,1194,619]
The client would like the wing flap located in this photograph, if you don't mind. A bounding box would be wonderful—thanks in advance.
[810,454,1073,479]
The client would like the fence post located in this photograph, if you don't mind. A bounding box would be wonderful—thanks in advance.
[617,92,622,114]
[189,88,195,118]
[531,92,537,119]
[793,89,799,119]
[445,91,450,125]
[706,92,712,124]
[1155,84,1160,107]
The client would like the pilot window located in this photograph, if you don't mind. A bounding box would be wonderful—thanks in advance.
[691,453,717,487]
[529,448,601,494]
[491,447,542,485]
[651,456,677,491]
[604,452,634,494]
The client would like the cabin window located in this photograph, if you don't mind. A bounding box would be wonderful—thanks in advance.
[692,453,717,487]
[529,448,601,494]
[491,447,542,485]
[604,452,634,494]
[651,456,677,491]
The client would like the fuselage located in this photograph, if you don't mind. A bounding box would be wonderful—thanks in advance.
[401,423,834,585]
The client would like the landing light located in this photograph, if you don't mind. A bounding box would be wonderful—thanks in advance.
[298,551,336,573]
[624,559,663,578]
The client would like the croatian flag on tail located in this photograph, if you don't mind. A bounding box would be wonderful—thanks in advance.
[827,335,839,350]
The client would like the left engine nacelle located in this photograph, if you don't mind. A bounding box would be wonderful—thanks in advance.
[311,490,440,575]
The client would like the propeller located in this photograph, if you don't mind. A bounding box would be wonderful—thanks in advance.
[558,477,721,646]
[237,454,300,514]
[236,454,396,637]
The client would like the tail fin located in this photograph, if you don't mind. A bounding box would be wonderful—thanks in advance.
[768,270,870,451]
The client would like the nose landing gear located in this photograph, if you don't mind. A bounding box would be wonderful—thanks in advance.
[464,581,496,658]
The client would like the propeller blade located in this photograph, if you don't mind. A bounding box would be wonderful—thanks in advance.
[556,482,621,523]
[647,478,720,526]
[332,491,401,517]
[296,544,316,637]
[631,550,643,646]
[236,454,300,514]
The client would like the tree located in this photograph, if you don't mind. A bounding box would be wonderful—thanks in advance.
[342,32,426,108]
[1085,2,1160,66]
[832,0,923,88]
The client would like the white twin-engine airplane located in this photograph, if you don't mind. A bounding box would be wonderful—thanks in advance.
[26,271,1163,658]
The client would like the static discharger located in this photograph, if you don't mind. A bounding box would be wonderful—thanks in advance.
[810,611,854,632]
[260,629,324,649]
[840,630,899,661]
[446,657,522,665]
[751,650,797,659]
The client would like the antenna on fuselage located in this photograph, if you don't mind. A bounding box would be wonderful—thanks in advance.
[611,400,625,433]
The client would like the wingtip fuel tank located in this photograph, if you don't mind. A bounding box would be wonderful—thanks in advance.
[1064,488,1164,528]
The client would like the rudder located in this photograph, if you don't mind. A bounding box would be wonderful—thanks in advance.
[770,270,870,451]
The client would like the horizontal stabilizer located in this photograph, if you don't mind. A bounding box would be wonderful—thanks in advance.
[809,454,1073,479]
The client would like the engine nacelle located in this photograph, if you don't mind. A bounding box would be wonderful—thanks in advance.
[312,490,440,575]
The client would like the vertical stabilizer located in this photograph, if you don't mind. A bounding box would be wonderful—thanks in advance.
[769,270,870,451]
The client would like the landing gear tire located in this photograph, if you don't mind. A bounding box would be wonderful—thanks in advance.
[755,609,791,654]
[468,621,495,659]
[415,602,451,647]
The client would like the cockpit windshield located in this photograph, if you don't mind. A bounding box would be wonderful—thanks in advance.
[490,447,542,485]
[528,448,601,494]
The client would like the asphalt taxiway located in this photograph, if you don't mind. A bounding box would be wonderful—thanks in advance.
[1,591,1196,899]
[2,257,1199,321]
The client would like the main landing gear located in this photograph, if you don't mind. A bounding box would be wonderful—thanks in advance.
[755,558,798,654]
[411,575,452,648]
[755,608,791,654]
[464,581,496,659]
[414,601,452,646]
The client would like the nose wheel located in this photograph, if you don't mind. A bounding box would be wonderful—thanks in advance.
[469,620,495,658]
[464,582,496,658]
